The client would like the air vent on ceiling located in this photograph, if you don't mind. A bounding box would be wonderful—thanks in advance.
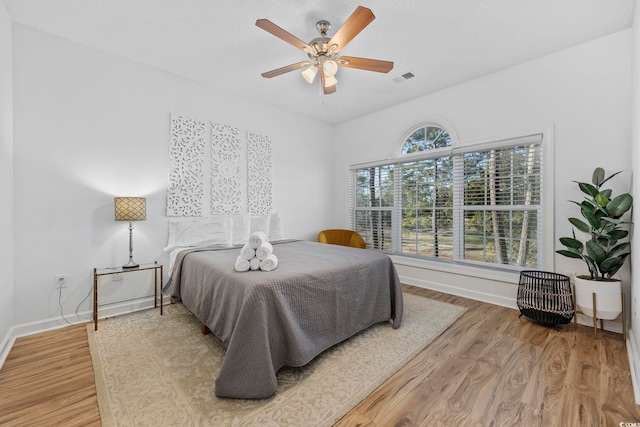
[392,71,416,83]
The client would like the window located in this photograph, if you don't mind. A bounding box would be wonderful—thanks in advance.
[353,165,394,251]
[350,125,544,270]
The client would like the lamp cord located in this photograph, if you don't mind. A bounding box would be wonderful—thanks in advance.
[75,284,93,321]
[58,285,72,326]
[58,281,94,325]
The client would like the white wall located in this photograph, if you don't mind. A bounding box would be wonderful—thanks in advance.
[333,30,632,309]
[628,0,640,403]
[0,2,14,351]
[11,24,334,330]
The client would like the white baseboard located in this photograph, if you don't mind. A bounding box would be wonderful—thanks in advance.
[627,329,640,405]
[398,273,517,309]
[0,297,168,371]
[400,273,626,335]
[0,328,16,371]
[572,313,624,334]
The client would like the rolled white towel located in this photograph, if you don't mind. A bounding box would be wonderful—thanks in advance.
[249,257,261,271]
[249,231,268,249]
[256,241,273,261]
[239,243,255,261]
[234,256,250,272]
[260,254,278,272]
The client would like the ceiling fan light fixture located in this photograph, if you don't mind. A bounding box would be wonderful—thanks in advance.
[323,59,338,77]
[301,65,318,84]
[324,75,338,87]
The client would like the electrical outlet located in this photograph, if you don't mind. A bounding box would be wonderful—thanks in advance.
[55,274,68,289]
[113,273,123,281]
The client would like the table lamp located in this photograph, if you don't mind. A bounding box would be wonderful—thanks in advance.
[114,197,146,269]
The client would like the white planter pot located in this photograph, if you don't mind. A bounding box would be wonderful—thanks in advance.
[574,276,622,320]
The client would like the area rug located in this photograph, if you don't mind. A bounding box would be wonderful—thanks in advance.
[87,293,466,427]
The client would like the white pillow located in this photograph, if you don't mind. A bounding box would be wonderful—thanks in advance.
[231,213,285,244]
[269,212,285,241]
[250,214,271,237]
[164,215,232,252]
[231,214,251,246]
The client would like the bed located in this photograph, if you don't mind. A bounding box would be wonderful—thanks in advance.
[167,239,403,399]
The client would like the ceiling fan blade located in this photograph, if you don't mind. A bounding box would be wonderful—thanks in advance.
[261,61,312,78]
[256,19,315,54]
[338,56,394,73]
[327,6,375,54]
[321,72,337,95]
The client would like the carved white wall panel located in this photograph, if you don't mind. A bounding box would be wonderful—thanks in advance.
[247,132,273,216]
[211,123,241,214]
[167,115,206,216]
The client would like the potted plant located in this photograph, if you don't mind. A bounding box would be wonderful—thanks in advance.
[556,167,633,320]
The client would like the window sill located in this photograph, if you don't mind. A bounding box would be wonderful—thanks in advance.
[389,255,520,285]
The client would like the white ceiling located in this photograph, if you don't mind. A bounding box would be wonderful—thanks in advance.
[3,0,636,124]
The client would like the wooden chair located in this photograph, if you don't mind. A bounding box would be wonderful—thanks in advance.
[317,229,366,249]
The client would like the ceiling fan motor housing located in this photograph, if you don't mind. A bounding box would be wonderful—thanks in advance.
[308,37,331,58]
[316,20,331,36]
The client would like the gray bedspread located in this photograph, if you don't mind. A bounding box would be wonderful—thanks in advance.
[167,240,403,399]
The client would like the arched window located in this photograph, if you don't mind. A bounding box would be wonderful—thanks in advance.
[401,125,451,154]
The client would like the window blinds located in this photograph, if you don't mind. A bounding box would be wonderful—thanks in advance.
[455,139,542,267]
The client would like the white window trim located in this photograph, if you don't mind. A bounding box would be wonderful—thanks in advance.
[393,119,460,157]
[390,254,520,284]
[349,124,555,274]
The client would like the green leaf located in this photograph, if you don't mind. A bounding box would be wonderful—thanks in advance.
[594,209,608,222]
[608,253,630,277]
[607,229,629,240]
[607,242,630,258]
[579,200,596,210]
[592,167,605,186]
[595,193,609,207]
[601,217,622,225]
[559,237,583,250]
[563,247,583,257]
[586,241,606,263]
[601,189,612,199]
[580,199,598,212]
[568,217,590,233]
[579,182,599,198]
[607,194,633,218]
[581,208,601,229]
[600,224,616,236]
[599,170,623,187]
[600,257,623,274]
[556,249,583,259]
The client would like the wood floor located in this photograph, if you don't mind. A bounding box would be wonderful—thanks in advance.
[0,324,100,426]
[1,285,639,426]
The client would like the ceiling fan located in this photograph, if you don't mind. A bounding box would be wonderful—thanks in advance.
[256,6,394,95]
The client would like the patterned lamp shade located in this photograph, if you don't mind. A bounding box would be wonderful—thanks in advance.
[114,197,146,221]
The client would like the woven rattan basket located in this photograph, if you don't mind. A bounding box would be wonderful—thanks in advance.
[517,270,574,328]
